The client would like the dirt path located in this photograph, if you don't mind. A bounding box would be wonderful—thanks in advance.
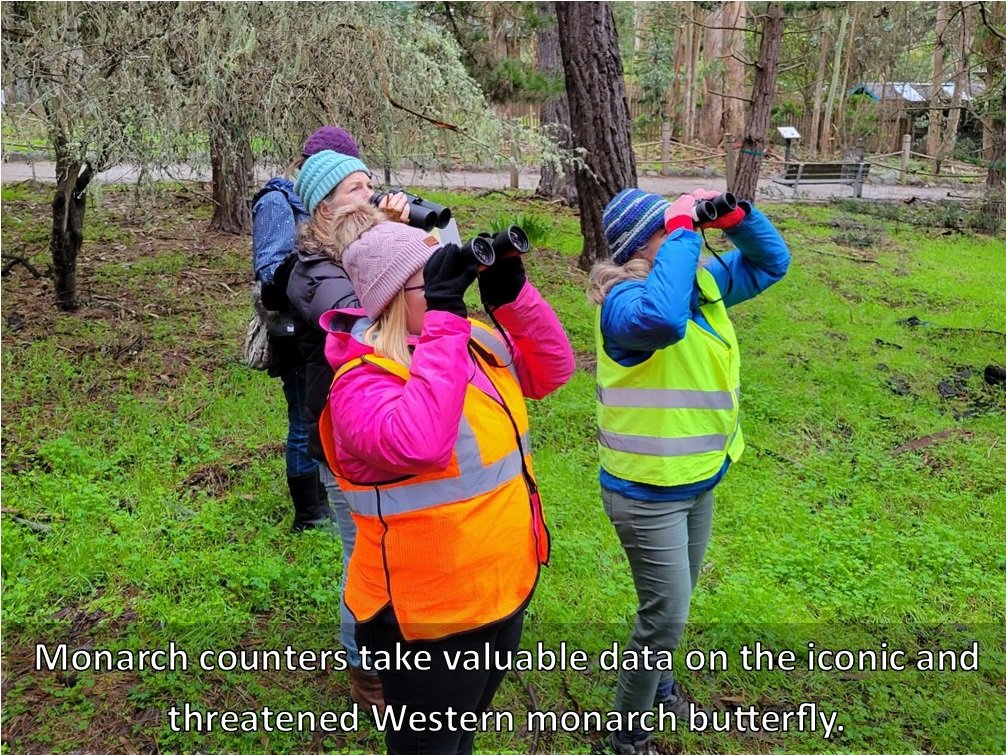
[0,158,979,203]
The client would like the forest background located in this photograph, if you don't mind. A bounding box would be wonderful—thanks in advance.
[2,2,1004,754]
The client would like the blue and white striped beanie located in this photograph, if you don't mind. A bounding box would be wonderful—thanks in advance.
[603,189,671,265]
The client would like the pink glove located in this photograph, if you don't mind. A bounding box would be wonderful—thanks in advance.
[664,195,697,234]
[690,188,747,229]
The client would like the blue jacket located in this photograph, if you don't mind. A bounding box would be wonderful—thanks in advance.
[252,178,309,284]
[599,206,791,501]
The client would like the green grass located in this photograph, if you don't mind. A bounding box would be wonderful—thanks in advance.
[2,186,1004,754]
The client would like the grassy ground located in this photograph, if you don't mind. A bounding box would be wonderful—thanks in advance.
[2,182,1004,754]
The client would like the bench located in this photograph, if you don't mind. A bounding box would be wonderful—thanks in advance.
[772,161,871,197]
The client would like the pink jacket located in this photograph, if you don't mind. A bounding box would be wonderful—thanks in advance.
[322,282,575,484]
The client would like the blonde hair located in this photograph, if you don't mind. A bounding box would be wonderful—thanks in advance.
[362,291,413,367]
[587,257,653,306]
[296,202,390,264]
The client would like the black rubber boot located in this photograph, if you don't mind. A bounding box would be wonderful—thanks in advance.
[288,469,337,533]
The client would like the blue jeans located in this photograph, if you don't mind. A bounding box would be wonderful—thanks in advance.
[279,370,318,477]
[319,465,361,669]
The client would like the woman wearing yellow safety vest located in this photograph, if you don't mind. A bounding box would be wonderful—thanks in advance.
[588,188,790,755]
[318,206,574,755]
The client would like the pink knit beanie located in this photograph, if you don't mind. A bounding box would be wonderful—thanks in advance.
[342,222,440,319]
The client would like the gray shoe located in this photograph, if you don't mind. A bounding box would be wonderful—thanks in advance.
[655,680,691,721]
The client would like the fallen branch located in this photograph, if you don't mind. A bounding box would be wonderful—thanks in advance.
[892,429,974,456]
[806,249,879,264]
[1,511,53,534]
[1,254,46,278]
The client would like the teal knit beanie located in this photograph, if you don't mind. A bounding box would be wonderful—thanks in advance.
[295,150,371,215]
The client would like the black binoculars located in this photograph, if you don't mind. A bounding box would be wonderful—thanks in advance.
[460,226,530,268]
[690,192,738,226]
[370,189,451,233]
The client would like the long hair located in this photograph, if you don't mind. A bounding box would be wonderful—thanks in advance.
[587,258,653,306]
[362,291,413,367]
[296,202,387,263]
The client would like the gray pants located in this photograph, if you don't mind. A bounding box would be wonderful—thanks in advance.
[602,487,714,716]
[319,465,361,669]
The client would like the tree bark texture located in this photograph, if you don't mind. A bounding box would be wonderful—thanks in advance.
[927,2,949,162]
[809,10,833,158]
[50,157,93,311]
[733,3,784,200]
[536,1,578,205]
[209,109,253,234]
[698,4,725,147]
[722,2,747,140]
[820,11,849,155]
[555,1,637,270]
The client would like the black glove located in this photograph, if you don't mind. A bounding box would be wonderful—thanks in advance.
[478,253,526,309]
[423,243,478,319]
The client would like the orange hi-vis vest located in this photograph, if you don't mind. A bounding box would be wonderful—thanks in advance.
[319,321,549,641]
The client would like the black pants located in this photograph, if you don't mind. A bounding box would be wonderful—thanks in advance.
[356,605,525,755]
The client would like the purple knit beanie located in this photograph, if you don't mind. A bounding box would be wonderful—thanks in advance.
[343,223,441,319]
[303,126,360,158]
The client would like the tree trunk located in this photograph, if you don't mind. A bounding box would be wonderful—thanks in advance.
[722,1,747,139]
[982,6,1005,231]
[732,2,785,200]
[838,7,858,150]
[209,110,253,234]
[536,1,578,205]
[683,3,698,144]
[49,146,93,311]
[808,10,833,158]
[698,4,725,147]
[927,2,949,164]
[820,10,850,156]
[940,4,971,164]
[555,1,637,270]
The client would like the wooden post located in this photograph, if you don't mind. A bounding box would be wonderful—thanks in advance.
[660,118,671,176]
[900,133,911,184]
[510,125,520,190]
[724,132,736,192]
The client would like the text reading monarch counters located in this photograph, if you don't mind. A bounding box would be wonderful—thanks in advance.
[35,643,350,673]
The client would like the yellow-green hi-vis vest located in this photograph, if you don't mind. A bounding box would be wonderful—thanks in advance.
[596,268,745,487]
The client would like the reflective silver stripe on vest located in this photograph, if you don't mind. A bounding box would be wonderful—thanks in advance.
[471,326,519,383]
[343,417,527,517]
[597,429,728,457]
[596,385,735,410]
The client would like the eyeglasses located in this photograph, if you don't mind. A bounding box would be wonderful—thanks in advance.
[403,284,425,293]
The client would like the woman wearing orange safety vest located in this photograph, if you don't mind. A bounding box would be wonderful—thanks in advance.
[319,205,574,755]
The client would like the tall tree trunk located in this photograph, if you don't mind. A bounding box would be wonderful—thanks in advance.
[683,3,699,144]
[928,2,949,164]
[733,2,785,200]
[838,7,858,150]
[49,149,93,312]
[209,110,253,234]
[722,1,747,139]
[699,3,725,147]
[820,9,850,155]
[536,1,578,205]
[809,9,833,158]
[980,3,1005,231]
[940,3,971,163]
[555,1,637,270]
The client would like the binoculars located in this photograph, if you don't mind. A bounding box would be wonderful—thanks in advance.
[690,192,738,226]
[371,189,452,233]
[460,226,530,268]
